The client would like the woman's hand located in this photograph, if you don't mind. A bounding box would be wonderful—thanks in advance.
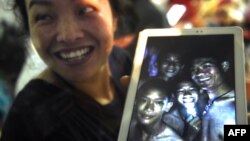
[120,75,130,89]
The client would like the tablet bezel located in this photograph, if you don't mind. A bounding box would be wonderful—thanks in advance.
[118,27,248,141]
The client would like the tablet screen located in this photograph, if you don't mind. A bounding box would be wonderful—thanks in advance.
[118,27,247,141]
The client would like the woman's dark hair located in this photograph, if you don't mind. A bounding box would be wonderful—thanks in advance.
[12,0,130,35]
[12,0,28,34]
[0,21,27,90]
[114,1,139,39]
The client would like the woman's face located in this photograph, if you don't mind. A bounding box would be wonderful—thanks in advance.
[160,54,182,80]
[25,0,116,82]
[176,82,198,109]
[137,89,167,126]
[191,59,223,89]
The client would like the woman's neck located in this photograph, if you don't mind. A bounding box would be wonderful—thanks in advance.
[38,65,115,105]
[74,66,115,105]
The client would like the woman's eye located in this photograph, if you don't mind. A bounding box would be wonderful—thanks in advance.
[34,14,52,23]
[78,6,94,16]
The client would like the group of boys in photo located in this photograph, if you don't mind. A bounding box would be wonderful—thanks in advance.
[128,46,235,141]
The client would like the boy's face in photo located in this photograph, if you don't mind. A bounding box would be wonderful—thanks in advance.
[160,54,182,79]
[136,88,168,126]
[176,81,198,109]
[191,59,223,89]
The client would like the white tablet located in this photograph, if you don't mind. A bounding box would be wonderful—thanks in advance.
[118,27,248,141]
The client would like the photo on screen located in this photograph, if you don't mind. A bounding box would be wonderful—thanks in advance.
[118,27,247,141]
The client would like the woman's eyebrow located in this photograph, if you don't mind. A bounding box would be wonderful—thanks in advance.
[29,0,51,9]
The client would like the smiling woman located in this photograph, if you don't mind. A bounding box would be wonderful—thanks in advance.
[0,0,132,141]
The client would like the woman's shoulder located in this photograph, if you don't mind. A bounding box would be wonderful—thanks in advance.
[2,79,74,139]
[15,79,59,103]
[11,79,72,115]
[8,79,74,123]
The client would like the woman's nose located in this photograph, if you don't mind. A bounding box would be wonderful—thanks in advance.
[56,18,85,43]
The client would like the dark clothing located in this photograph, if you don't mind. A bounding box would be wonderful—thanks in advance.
[1,47,132,141]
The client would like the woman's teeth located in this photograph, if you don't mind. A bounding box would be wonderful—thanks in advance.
[60,48,90,59]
